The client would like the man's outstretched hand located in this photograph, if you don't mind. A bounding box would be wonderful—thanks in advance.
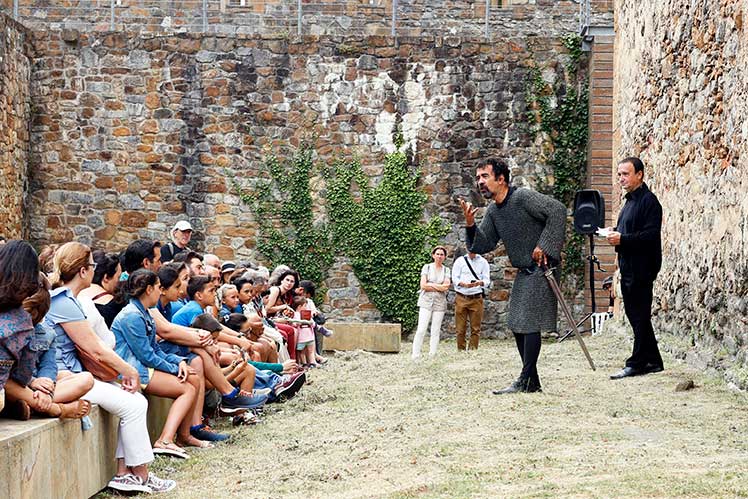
[460,198,478,227]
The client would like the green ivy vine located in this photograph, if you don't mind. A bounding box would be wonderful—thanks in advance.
[232,144,334,287]
[325,134,450,331]
[526,33,589,287]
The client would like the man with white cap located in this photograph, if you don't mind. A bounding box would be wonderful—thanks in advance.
[161,221,193,263]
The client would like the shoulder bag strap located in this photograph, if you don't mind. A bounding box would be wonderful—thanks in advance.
[463,255,481,281]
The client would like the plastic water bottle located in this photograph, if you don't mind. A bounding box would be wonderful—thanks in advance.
[81,415,93,431]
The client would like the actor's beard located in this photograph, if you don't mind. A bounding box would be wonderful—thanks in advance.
[479,186,493,199]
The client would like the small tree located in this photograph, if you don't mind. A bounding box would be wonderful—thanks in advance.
[326,134,450,331]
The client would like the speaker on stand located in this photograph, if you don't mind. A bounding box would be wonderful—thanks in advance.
[559,189,607,342]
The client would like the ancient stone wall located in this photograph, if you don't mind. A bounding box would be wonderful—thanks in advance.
[27,30,582,334]
[614,0,748,385]
[5,0,578,38]
[0,14,32,238]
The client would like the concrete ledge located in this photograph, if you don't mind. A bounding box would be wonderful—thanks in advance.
[0,394,173,499]
[323,322,401,352]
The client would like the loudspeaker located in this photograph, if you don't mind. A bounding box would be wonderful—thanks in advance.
[573,189,605,234]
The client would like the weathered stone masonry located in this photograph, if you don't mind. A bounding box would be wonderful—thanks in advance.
[614,0,748,386]
[26,29,582,336]
[0,15,32,238]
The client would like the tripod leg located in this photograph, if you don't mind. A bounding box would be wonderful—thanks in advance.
[558,313,593,343]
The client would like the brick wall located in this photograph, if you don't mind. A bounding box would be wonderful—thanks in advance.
[585,35,615,313]
[0,14,32,239]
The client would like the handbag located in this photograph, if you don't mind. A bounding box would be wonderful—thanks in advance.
[75,345,118,382]
[313,313,327,325]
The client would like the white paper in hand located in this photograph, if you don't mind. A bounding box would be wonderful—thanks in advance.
[595,227,611,237]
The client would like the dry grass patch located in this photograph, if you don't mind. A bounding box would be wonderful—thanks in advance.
[120,327,748,498]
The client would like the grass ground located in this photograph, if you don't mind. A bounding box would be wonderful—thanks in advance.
[140,325,748,499]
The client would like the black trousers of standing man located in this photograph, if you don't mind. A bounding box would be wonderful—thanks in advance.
[620,277,663,370]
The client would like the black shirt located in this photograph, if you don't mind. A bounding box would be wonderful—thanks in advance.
[160,242,186,264]
[96,300,126,329]
[615,183,662,283]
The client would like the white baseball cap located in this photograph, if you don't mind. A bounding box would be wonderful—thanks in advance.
[172,220,193,233]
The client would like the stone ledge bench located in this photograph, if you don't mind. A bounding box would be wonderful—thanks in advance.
[0,394,173,499]
[322,322,401,352]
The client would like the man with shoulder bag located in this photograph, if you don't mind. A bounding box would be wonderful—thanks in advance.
[451,247,491,351]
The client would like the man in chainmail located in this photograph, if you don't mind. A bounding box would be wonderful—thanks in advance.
[461,158,566,394]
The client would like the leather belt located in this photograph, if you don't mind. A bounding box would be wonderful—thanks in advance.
[456,292,483,299]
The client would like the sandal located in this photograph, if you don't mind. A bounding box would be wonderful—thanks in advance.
[153,440,190,459]
[58,400,91,419]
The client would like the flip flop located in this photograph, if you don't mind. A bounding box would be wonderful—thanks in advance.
[153,441,189,459]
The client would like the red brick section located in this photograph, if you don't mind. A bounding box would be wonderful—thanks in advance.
[585,35,615,313]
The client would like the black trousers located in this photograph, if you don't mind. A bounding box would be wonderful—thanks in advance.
[513,332,541,383]
[620,277,663,370]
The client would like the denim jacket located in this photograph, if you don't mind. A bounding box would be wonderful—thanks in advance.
[29,323,58,381]
[111,298,186,385]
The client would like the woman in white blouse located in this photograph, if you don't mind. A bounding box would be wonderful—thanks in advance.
[412,246,451,360]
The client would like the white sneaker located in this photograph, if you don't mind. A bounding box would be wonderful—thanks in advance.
[107,473,150,493]
[145,472,177,493]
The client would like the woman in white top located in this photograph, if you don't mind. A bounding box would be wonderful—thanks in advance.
[412,246,451,360]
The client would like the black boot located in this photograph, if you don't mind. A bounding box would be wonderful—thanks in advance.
[492,377,529,395]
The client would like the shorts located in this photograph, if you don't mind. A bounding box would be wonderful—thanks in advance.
[296,341,313,351]
[141,367,155,390]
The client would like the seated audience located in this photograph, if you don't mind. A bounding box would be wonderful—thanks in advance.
[173,276,276,363]
[156,267,267,420]
[46,241,174,494]
[236,275,296,360]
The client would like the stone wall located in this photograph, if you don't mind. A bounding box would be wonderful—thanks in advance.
[27,30,582,335]
[0,14,32,239]
[5,0,578,38]
[614,0,748,385]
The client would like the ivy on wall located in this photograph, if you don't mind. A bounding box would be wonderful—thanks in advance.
[526,33,589,286]
[233,144,334,286]
[325,134,450,331]
[235,136,449,331]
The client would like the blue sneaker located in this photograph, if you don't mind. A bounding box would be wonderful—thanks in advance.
[190,424,230,442]
[220,390,268,414]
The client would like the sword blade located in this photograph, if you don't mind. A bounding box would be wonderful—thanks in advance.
[544,268,596,371]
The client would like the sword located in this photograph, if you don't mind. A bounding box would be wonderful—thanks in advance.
[543,265,596,371]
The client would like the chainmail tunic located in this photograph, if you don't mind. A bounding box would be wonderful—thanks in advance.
[467,187,566,334]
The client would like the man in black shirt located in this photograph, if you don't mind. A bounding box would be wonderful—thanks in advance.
[605,157,664,379]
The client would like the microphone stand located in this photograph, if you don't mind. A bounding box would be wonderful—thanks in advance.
[558,233,606,342]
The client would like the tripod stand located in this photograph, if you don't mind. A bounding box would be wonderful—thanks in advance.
[559,233,606,342]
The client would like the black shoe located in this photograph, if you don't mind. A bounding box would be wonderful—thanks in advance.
[609,366,642,380]
[643,363,664,374]
[492,378,527,395]
[526,376,542,393]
